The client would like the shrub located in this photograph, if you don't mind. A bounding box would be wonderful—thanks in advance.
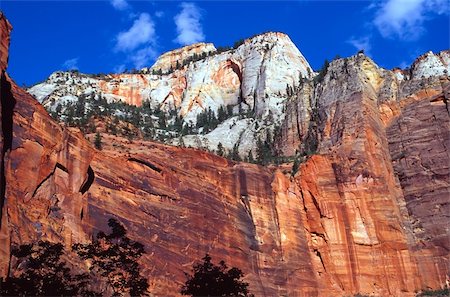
[181,254,253,297]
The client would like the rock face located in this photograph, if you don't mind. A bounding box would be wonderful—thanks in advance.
[0,12,11,72]
[0,11,13,278]
[146,42,216,74]
[2,13,450,297]
[279,52,450,295]
[28,32,314,155]
[411,51,450,79]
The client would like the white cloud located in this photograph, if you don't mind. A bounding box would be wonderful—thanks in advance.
[347,36,372,56]
[174,2,205,45]
[399,61,409,69]
[62,58,79,70]
[131,46,158,69]
[114,64,127,73]
[155,11,164,18]
[110,0,129,11]
[116,13,156,52]
[373,0,449,40]
[115,13,158,69]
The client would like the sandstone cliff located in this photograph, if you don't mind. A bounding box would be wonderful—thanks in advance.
[2,13,449,297]
[28,32,314,156]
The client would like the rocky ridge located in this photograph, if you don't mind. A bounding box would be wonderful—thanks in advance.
[28,40,450,159]
[2,13,450,297]
[28,32,314,156]
[143,42,217,74]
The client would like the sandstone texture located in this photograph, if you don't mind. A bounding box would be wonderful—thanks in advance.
[28,32,314,155]
[0,12,11,73]
[2,13,450,297]
[146,42,217,74]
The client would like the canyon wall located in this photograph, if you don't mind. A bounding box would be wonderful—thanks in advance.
[1,13,449,296]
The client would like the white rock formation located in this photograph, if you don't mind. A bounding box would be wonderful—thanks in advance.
[27,33,449,157]
[411,51,450,79]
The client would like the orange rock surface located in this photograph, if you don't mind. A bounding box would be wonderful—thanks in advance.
[0,12,11,73]
[0,13,448,297]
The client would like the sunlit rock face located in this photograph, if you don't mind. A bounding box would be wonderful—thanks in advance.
[0,12,11,73]
[28,32,314,156]
[2,13,450,297]
[147,42,217,74]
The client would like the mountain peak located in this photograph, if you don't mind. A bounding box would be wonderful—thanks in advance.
[410,49,449,79]
[148,42,216,73]
[244,31,288,42]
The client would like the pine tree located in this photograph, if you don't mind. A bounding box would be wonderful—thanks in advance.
[218,105,227,122]
[181,123,190,136]
[158,113,167,129]
[248,150,254,163]
[227,105,234,117]
[231,144,241,161]
[0,241,100,296]
[314,59,330,83]
[73,219,149,296]
[217,142,225,157]
[179,136,186,147]
[181,254,252,297]
[173,115,183,132]
[94,132,102,150]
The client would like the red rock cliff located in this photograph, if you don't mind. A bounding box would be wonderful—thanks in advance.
[0,14,448,297]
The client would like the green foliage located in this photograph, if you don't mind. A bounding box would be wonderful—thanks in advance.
[247,150,254,163]
[164,51,213,75]
[181,122,193,136]
[181,254,253,297]
[158,112,167,129]
[196,107,220,134]
[73,218,149,296]
[0,241,99,296]
[255,128,281,165]
[216,142,225,157]
[152,68,163,75]
[0,219,149,296]
[302,106,319,156]
[314,59,330,84]
[217,105,228,122]
[291,156,301,176]
[230,144,241,161]
[226,105,234,117]
[256,135,271,165]
[216,46,232,53]
[233,39,245,49]
[416,287,449,297]
[94,132,102,150]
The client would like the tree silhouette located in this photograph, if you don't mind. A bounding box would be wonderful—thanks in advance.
[73,218,149,296]
[0,241,99,296]
[181,254,252,297]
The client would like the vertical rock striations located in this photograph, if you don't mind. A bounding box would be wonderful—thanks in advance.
[1,13,449,296]
[0,11,13,277]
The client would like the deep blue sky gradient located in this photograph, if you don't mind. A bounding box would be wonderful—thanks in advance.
[1,1,449,86]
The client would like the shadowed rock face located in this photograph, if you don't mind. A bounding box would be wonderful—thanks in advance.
[1,13,449,297]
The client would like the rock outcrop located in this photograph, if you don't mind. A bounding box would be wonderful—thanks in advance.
[28,32,314,155]
[145,42,216,74]
[0,12,11,72]
[1,13,449,297]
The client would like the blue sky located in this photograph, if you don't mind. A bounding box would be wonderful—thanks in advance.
[1,0,449,86]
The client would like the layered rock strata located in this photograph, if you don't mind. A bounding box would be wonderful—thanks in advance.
[1,13,449,297]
